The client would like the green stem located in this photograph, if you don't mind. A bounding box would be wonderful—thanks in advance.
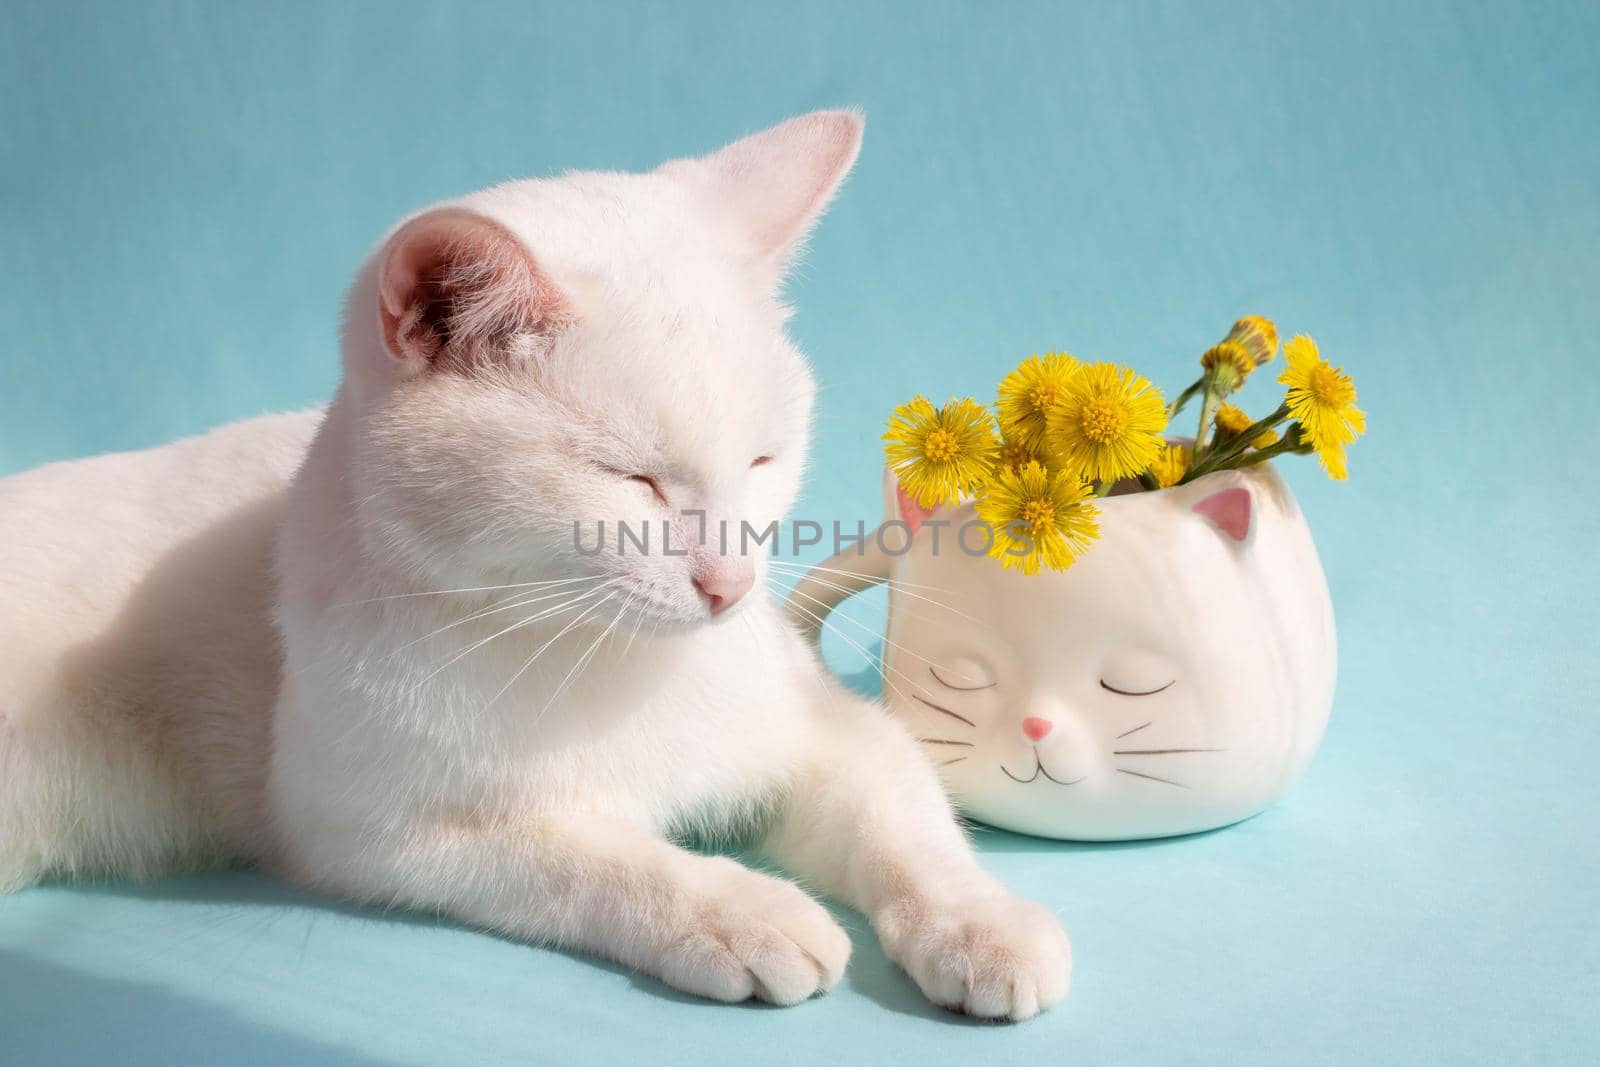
[1138,470,1161,492]
[1094,479,1115,497]
[1192,370,1222,461]
[1215,434,1304,470]
[1186,420,1303,481]
[1166,377,1205,420]
[1188,402,1292,480]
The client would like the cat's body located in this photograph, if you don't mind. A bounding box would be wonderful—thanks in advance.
[0,410,320,881]
[0,113,1070,1019]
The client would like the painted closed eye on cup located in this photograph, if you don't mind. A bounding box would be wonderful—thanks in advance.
[929,657,997,692]
[1097,649,1176,697]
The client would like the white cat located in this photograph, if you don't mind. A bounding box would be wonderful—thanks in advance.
[0,112,1069,1019]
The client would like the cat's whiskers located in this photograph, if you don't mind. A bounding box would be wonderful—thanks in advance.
[936,756,968,768]
[1115,721,1152,739]
[387,578,609,660]
[777,569,956,635]
[774,569,941,632]
[394,583,619,711]
[781,583,973,681]
[326,583,618,750]
[916,738,974,747]
[332,573,600,609]
[481,590,619,713]
[621,587,652,656]
[766,560,983,626]
[765,559,959,596]
[806,612,933,712]
[286,580,603,682]
[753,605,832,700]
[765,561,974,622]
[535,593,633,719]
[781,595,920,709]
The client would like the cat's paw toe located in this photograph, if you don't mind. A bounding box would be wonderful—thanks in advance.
[881,892,1071,1021]
[657,860,851,1006]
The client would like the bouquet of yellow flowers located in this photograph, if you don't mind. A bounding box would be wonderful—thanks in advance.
[883,317,1365,575]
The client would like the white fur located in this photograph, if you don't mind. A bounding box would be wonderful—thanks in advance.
[0,112,1069,1019]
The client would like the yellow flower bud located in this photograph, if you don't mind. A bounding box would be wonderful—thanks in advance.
[1224,315,1279,367]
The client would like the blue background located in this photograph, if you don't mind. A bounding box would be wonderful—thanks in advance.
[3,1,1597,1063]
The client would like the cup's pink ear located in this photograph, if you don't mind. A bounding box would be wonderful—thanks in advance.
[879,468,936,535]
[1192,486,1254,544]
[378,208,571,374]
[896,482,939,536]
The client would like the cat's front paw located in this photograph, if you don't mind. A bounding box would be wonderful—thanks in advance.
[653,858,852,1006]
[876,889,1071,1021]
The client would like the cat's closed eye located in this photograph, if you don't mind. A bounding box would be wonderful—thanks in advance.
[628,474,667,505]
[601,467,667,507]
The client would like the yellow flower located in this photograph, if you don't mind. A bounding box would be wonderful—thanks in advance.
[1214,403,1251,435]
[1148,443,1190,488]
[997,435,1041,473]
[1224,315,1279,367]
[1278,336,1365,480]
[1044,362,1168,483]
[996,352,1080,453]
[1214,403,1280,447]
[883,395,1000,507]
[975,461,1100,575]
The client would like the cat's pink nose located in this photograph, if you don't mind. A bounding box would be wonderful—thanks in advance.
[693,566,754,616]
[1022,716,1054,742]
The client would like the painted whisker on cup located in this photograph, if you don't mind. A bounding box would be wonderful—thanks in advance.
[909,692,976,729]
[1115,768,1190,789]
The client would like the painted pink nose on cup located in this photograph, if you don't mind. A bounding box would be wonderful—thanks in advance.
[1022,717,1054,742]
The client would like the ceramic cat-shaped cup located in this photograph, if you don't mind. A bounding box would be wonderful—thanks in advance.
[789,465,1336,841]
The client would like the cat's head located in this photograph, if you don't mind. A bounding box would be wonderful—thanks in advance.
[336,112,862,626]
[880,465,1337,840]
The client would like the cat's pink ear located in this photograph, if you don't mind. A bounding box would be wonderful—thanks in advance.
[669,109,864,269]
[377,209,571,374]
[1192,485,1254,545]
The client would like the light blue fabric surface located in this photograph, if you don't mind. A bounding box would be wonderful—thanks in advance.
[2,1,1597,1063]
